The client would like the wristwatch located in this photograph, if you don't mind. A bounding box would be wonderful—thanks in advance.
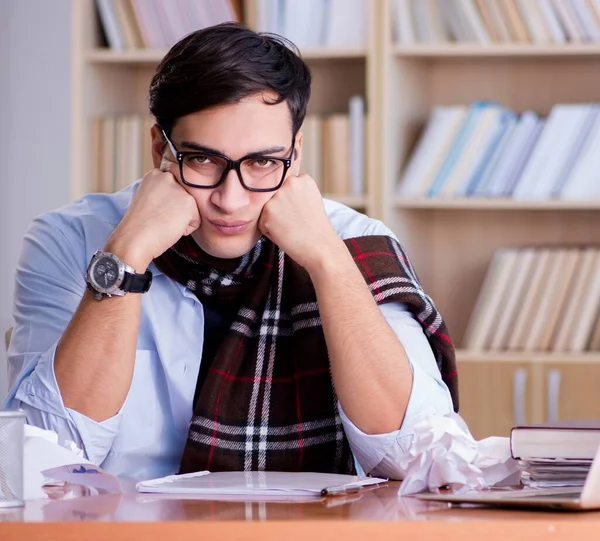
[86,251,153,300]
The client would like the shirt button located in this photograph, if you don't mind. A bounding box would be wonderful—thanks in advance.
[183,364,188,374]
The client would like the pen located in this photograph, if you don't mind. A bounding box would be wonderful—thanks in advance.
[320,483,365,497]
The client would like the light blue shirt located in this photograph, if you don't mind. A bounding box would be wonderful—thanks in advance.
[4,183,453,480]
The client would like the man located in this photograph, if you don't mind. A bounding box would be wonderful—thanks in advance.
[5,23,456,479]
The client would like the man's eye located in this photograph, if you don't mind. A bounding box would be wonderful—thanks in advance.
[251,159,274,168]
[189,154,213,165]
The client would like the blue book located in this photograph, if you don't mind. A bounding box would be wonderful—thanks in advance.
[471,114,519,197]
[427,101,495,198]
[460,109,517,197]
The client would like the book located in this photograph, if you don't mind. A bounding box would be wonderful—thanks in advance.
[471,113,518,196]
[537,248,581,351]
[301,114,324,190]
[136,470,386,498]
[348,95,365,195]
[463,248,519,350]
[100,116,116,193]
[484,111,541,197]
[551,0,584,42]
[511,420,600,459]
[485,0,514,42]
[90,117,103,193]
[96,0,125,50]
[560,111,600,200]
[551,105,600,197]
[502,117,545,197]
[522,249,568,351]
[512,104,595,200]
[474,0,500,42]
[552,248,599,351]
[112,0,145,49]
[455,110,517,197]
[396,106,467,197]
[424,0,449,42]
[437,105,505,198]
[487,248,536,351]
[570,0,600,42]
[394,0,416,44]
[440,0,474,42]
[568,251,600,352]
[536,0,566,44]
[325,0,367,47]
[499,0,532,42]
[322,114,350,196]
[455,0,492,44]
[516,0,551,43]
[428,102,490,197]
[412,0,436,42]
[506,248,553,351]
[588,307,600,351]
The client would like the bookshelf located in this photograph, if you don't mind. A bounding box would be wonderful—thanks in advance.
[86,47,369,63]
[394,198,600,210]
[71,0,376,215]
[71,0,600,439]
[394,43,600,58]
[378,0,600,439]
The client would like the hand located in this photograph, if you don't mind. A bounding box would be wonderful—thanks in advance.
[104,167,200,270]
[258,174,345,271]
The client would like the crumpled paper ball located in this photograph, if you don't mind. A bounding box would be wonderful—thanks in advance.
[397,412,519,496]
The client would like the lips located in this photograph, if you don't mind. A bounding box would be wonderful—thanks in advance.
[209,219,251,235]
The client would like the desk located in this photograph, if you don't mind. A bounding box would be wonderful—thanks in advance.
[1,482,600,541]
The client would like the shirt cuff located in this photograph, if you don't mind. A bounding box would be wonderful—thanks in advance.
[338,356,453,479]
[11,341,123,464]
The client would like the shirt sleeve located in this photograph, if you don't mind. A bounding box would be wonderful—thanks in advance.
[3,215,122,465]
[339,302,454,480]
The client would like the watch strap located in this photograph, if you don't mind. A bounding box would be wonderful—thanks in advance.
[121,270,153,293]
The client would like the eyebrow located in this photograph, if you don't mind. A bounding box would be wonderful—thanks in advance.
[180,140,287,157]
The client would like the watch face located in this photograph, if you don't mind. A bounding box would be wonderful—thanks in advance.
[92,256,120,290]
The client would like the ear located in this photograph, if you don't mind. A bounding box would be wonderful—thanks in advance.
[150,123,166,169]
[293,131,303,176]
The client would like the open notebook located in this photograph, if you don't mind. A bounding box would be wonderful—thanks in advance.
[136,471,386,499]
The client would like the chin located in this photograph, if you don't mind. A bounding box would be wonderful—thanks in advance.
[196,232,261,259]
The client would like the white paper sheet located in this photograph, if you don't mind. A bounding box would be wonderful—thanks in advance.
[41,464,122,494]
[397,412,519,496]
[136,470,387,497]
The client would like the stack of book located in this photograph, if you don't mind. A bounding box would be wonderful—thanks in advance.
[301,96,366,197]
[253,0,367,48]
[394,0,600,45]
[95,0,241,50]
[90,115,154,193]
[463,246,600,352]
[511,420,600,488]
[397,102,600,201]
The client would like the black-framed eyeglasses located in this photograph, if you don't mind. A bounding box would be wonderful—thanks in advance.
[161,129,295,192]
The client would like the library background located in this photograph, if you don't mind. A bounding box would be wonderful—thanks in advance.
[2,0,600,440]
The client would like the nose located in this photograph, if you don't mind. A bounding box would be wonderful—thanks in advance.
[209,168,250,214]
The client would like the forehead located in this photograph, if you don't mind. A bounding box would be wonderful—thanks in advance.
[172,94,293,155]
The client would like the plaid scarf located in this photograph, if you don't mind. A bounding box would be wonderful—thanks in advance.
[154,234,458,475]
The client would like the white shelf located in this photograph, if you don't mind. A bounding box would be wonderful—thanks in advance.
[86,47,367,64]
[393,198,600,210]
[393,43,600,58]
[457,350,600,364]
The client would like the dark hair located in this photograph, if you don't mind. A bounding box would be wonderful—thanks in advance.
[149,22,311,136]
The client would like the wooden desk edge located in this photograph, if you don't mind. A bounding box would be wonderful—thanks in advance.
[1,519,596,541]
